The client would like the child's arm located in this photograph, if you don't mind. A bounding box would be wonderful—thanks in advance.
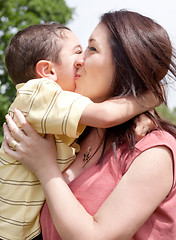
[80,93,160,128]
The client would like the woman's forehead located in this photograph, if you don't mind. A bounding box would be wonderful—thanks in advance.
[88,23,109,44]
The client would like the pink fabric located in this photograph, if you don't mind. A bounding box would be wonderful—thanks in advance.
[40,130,176,240]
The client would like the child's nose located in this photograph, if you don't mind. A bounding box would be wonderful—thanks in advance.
[74,54,84,68]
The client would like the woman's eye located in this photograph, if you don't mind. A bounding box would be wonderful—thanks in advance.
[88,46,97,52]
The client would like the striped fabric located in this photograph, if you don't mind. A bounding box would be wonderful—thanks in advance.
[0,78,91,240]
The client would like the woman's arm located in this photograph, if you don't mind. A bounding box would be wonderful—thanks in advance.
[3,109,173,240]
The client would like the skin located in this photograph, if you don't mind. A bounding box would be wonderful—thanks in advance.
[35,28,155,129]
[75,23,115,102]
[3,110,173,240]
[2,23,174,239]
[53,30,83,92]
[35,25,159,130]
[50,29,83,92]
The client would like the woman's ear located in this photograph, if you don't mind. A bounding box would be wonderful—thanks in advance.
[36,60,57,81]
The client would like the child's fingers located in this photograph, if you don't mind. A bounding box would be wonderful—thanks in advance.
[134,113,157,142]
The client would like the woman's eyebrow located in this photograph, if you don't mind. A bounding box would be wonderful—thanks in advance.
[89,38,96,43]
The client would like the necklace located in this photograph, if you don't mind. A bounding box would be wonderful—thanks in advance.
[82,129,103,167]
[83,146,92,165]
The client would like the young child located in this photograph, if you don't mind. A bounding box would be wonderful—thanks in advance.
[0,23,156,240]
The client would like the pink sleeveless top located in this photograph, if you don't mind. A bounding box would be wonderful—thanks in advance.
[40,130,176,240]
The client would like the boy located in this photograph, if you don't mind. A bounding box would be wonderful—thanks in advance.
[0,23,156,240]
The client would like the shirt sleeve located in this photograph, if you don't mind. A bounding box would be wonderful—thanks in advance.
[122,130,176,190]
[9,78,92,138]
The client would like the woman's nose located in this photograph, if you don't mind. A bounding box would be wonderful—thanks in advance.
[74,53,85,68]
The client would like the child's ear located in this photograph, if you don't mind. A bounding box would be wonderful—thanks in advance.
[36,60,57,81]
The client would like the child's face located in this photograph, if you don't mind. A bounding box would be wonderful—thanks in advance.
[53,30,83,92]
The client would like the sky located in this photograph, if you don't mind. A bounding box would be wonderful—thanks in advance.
[65,0,176,110]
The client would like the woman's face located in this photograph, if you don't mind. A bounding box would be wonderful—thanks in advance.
[75,23,115,102]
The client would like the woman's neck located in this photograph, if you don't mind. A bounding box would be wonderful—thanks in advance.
[63,128,106,184]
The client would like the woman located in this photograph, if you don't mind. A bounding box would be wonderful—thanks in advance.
[3,10,176,239]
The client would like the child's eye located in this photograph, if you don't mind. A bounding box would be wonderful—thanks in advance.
[76,50,82,54]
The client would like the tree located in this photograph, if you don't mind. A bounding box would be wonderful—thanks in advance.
[0,0,74,143]
[156,104,176,125]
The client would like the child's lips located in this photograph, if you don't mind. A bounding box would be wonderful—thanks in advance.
[75,73,81,80]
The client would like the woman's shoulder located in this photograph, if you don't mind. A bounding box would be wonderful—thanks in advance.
[120,130,176,161]
[136,130,176,152]
[120,130,176,175]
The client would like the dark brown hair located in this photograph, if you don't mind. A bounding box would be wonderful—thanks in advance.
[93,10,176,160]
[101,10,175,101]
[5,23,70,85]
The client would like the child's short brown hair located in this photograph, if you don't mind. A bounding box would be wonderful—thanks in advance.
[5,23,70,85]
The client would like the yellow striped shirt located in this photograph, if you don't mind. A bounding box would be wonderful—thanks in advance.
[0,78,92,240]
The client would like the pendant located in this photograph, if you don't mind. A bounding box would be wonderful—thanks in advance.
[83,147,92,165]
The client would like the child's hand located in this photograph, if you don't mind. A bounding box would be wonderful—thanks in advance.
[134,112,156,142]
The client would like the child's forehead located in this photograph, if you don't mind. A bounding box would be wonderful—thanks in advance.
[55,29,82,54]
[54,28,70,40]
[54,29,69,49]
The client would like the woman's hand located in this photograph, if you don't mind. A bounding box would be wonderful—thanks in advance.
[3,109,57,180]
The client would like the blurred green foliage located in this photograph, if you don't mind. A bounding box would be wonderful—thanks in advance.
[156,104,176,124]
[0,0,74,144]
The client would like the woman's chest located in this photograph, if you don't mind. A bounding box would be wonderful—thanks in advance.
[63,142,104,184]
[67,152,120,215]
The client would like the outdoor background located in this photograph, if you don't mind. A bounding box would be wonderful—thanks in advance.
[0,0,176,144]
[65,0,176,110]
